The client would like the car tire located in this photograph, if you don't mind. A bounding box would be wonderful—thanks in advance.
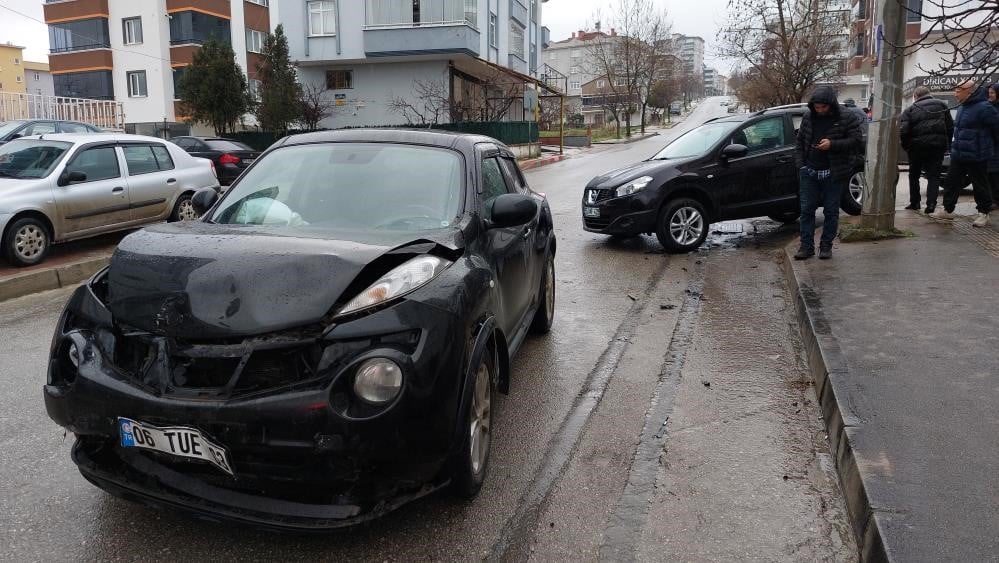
[169,193,198,222]
[767,211,799,224]
[655,198,709,253]
[529,252,555,334]
[3,217,50,267]
[450,346,494,499]
[841,171,865,216]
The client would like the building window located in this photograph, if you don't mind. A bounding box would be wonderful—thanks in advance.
[246,0,269,5]
[246,29,266,53]
[906,0,922,22]
[510,22,525,58]
[49,18,111,52]
[13,58,19,65]
[570,65,580,74]
[169,11,231,45]
[309,1,337,36]
[127,70,147,97]
[54,70,114,100]
[571,49,580,59]
[16,75,22,83]
[570,80,580,90]
[597,79,606,88]
[122,17,143,45]
[249,78,262,100]
[326,69,352,89]
[34,72,40,80]
[488,12,497,47]
[548,51,557,60]
[365,0,477,28]
[530,0,537,21]
[172,67,186,99]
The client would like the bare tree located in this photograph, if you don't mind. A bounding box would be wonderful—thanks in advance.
[647,78,680,123]
[539,97,580,130]
[719,0,849,107]
[635,13,674,132]
[894,0,999,80]
[298,82,338,131]
[387,77,451,126]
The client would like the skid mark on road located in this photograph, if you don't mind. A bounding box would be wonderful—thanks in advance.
[597,262,706,562]
[487,255,674,562]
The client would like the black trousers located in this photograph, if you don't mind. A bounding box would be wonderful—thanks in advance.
[944,159,994,214]
[990,171,999,206]
[907,146,945,207]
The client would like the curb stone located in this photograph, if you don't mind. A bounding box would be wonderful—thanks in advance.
[0,256,109,303]
[780,246,890,563]
[519,154,566,171]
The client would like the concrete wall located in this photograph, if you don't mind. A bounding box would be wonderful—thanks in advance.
[0,46,27,94]
[24,66,54,97]
[109,0,174,123]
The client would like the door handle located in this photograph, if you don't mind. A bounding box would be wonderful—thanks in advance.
[167,178,177,184]
[522,227,532,239]
[112,186,124,193]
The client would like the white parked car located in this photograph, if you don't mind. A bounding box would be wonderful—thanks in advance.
[0,133,219,266]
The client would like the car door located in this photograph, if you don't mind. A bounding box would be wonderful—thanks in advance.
[709,116,796,219]
[121,142,177,221]
[55,144,132,235]
[498,154,543,294]
[480,152,532,336]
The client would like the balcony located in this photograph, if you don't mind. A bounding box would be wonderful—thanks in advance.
[365,25,481,57]
[510,0,528,26]
[43,0,108,23]
[508,53,527,74]
[541,26,550,48]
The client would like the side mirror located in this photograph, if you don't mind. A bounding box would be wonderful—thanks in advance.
[720,143,748,161]
[57,170,87,186]
[489,194,538,229]
[191,187,220,216]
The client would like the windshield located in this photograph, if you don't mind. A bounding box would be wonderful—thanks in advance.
[0,121,27,138]
[652,122,737,160]
[0,139,72,179]
[206,139,254,151]
[210,143,464,231]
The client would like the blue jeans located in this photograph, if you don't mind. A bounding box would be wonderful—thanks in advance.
[799,169,844,250]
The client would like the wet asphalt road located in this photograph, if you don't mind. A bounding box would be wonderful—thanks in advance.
[1,98,856,562]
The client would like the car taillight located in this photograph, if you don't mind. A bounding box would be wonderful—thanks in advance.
[219,153,240,165]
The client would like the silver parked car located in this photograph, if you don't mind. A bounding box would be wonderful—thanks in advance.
[0,133,219,266]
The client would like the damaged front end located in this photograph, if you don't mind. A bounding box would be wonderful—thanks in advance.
[44,266,468,530]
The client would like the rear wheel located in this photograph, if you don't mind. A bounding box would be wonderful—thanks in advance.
[841,171,865,216]
[655,198,709,253]
[529,253,555,334]
[170,193,198,222]
[3,217,50,267]
[450,349,494,498]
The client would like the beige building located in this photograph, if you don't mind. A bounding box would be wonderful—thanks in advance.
[0,44,27,93]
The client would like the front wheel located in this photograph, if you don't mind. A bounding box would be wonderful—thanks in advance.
[841,171,865,216]
[3,217,50,267]
[655,198,709,253]
[169,193,198,222]
[450,349,494,498]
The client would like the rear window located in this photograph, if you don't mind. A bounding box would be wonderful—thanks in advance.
[205,139,253,151]
[123,144,175,175]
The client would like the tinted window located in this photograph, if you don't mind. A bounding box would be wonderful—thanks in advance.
[211,143,464,231]
[205,139,253,151]
[59,122,96,133]
[652,122,737,160]
[123,145,160,175]
[481,157,511,218]
[499,157,528,193]
[23,122,56,135]
[733,117,786,153]
[151,145,175,170]
[48,18,110,52]
[173,137,194,149]
[0,121,27,138]
[54,70,114,100]
[0,140,71,179]
[67,146,120,182]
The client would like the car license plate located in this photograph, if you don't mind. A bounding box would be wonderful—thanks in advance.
[584,206,601,218]
[118,417,234,475]
[241,158,255,165]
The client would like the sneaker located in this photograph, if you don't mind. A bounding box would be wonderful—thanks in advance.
[794,247,814,260]
[904,204,920,210]
[819,246,832,260]
[931,208,953,219]
[972,213,990,228]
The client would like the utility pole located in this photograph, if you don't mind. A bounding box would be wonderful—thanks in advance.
[861,0,907,231]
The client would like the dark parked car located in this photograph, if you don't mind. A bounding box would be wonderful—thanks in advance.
[170,136,261,185]
[582,105,865,252]
[44,129,556,530]
[0,119,101,144]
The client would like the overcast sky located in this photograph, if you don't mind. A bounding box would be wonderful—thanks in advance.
[0,0,733,73]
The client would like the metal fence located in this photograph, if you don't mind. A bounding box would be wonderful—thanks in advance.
[0,91,125,130]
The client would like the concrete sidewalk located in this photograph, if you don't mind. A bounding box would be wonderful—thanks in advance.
[783,206,999,561]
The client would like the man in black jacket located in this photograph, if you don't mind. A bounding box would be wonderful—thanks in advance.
[900,86,954,213]
[794,86,865,260]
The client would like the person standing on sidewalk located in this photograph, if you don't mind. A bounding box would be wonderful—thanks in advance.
[899,86,953,213]
[938,80,999,227]
[794,86,864,260]
[988,83,999,209]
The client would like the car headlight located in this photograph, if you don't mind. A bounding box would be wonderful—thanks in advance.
[615,176,654,197]
[338,255,452,316]
[353,358,403,404]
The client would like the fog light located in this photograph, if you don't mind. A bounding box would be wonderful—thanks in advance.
[352,358,402,405]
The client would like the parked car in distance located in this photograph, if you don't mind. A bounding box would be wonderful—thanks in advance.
[44,129,556,530]
[670,101,683,115]
[0,119,102,146]
[170,136,261,185]
[581,105,865,253]
[0,133,220,266]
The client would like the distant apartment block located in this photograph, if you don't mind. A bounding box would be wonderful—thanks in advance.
[44,0,272,135]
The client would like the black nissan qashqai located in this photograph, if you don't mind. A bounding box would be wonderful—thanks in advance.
[44,129,556,530]
[582,105,866,252]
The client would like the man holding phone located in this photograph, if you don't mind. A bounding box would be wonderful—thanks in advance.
[794,86,865,260]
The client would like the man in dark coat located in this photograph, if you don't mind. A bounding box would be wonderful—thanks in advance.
[794,86,865,260]
[900,86,954,213]
[939,80,999,227]
[988,83,999,208]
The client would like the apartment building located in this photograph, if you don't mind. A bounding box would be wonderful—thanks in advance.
[0,44,27,93]
[542,28,616,105]
[43,0,273,135]
[24,62,55,97]
[672,34,704,79]
[279,0,548,128]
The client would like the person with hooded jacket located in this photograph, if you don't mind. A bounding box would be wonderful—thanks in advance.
[794,86,865,260]
[939,80,999,227]
[988,83,999,208]
[899,86,954,213]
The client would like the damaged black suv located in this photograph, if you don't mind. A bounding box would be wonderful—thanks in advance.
[44,129,556,530]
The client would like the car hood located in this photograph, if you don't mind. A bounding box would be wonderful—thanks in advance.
[586,160,671,189]
[107,221,462,339]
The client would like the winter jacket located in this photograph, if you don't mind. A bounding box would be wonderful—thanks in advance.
[795,86,865,181]
[989,84,999,173]
[899,95,954,151]
[950,86,999,163]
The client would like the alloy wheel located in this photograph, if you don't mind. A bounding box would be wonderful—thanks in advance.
[14,224,46,261]
[178,199,198,221]
[669,206,705,246]
[849,172,865,205]
[469,362,491,476]
[544,259,555,324]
